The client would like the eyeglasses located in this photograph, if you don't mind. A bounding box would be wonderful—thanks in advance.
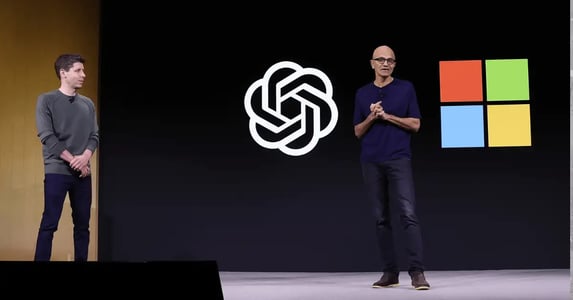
[372,57,396,65]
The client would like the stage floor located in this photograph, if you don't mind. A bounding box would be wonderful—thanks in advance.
[219,269,570,300]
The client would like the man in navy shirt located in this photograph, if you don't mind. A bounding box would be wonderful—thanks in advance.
[353,45,430,290]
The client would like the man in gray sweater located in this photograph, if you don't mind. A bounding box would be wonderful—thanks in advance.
[34,54,99,261]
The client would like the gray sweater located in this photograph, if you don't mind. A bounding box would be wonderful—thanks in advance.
[35,89,99,175]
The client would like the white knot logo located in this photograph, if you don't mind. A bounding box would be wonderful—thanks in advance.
[244,61,338,156]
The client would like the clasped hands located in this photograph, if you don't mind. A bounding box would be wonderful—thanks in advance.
[370,101,389,121]
[70,154,91,178]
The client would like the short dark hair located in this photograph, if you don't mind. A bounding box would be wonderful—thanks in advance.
[54,54,85,79]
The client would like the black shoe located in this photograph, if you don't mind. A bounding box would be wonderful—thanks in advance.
[372,272,399,288]
[410,271,430,290]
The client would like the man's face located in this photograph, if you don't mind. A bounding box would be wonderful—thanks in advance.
[61,62,86,89]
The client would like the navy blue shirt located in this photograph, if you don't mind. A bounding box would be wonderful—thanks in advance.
[353,79,421,163]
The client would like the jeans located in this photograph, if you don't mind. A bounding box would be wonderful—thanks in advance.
[362,158,425,274]
[34,173,92,261]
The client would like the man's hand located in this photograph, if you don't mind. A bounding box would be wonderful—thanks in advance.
[70,150,93,171]
[79,165,91,178]
[370,101,381,112]
[370,101,385,119]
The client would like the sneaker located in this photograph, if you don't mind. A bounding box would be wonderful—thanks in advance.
[410,271,430,290]
[372,272,399,288]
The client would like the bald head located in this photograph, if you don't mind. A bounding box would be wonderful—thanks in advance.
[372,45,395,60]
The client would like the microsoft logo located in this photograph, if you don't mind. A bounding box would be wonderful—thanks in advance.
[439,59,531,148]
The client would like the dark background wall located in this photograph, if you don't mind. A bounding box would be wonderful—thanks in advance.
[97,2,569,271]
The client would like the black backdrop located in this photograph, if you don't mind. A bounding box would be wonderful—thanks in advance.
[97,2,569,271]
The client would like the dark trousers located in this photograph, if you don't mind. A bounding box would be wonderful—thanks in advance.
[361,158,425,274]
[34,174,92,261]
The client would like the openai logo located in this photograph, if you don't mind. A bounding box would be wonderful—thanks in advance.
[244,61,338,156]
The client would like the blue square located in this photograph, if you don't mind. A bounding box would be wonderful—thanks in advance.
[441,105,484,148]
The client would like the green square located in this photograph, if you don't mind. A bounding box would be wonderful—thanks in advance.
[485,59,529,101]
